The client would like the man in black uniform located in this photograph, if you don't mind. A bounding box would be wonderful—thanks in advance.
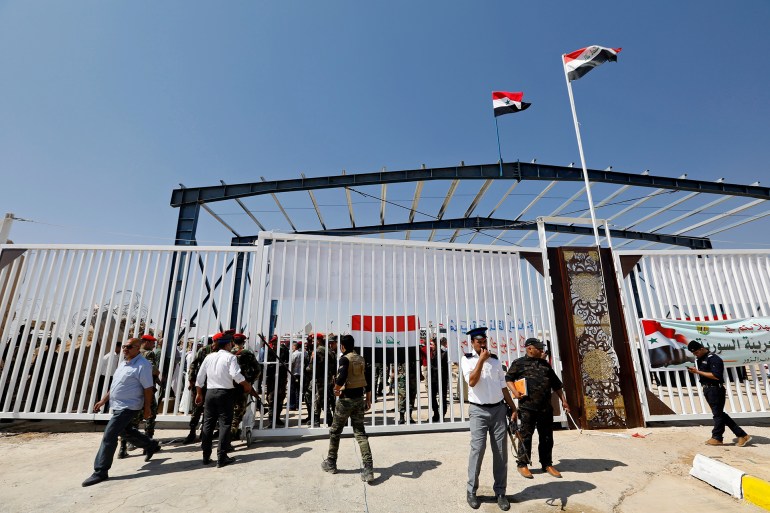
[506,338,570,479]
[687,341,751,446]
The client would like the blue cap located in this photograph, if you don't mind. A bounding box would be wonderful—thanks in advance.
[466,327,488,338]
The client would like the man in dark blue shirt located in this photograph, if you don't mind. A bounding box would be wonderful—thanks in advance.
[687,341,750,447]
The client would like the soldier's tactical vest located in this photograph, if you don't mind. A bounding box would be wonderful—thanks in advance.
[343,352,367,390]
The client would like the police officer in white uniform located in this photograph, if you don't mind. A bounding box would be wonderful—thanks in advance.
[461,327,517,511]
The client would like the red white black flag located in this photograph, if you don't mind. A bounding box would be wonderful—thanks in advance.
[563,46,621,81]
[492,91,531,117]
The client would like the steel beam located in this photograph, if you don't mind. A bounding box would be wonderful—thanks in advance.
[289,217,711,249]
[170,162,770,207]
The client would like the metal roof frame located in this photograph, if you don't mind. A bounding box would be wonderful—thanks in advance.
[170,161,770,249]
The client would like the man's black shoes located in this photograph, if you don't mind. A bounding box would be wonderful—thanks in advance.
[497,495,511,511]
[202,455,212,465]
[217,456,236,468]
[82,474,108,487]
[466,492,480,509]
[144,442,161,462]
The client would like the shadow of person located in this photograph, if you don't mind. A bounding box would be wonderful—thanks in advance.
[364,459,442,484]
[551,458,627,473]
[107,447,313,481]
[510,479,596,510]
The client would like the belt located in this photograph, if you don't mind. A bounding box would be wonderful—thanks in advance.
[469,401,504,408]
[701,383,724,388]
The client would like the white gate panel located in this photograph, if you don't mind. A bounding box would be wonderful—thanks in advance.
[614,249,770,422]
[246,232,560,435]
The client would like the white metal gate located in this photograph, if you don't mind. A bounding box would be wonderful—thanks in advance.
[0,235,561,435]
[248,232,561,434]
[614,249,770,422]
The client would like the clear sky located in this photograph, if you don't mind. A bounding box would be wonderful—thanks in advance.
[2,1,770,248]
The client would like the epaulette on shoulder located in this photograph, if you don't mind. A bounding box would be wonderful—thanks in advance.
[489,353,499,360]
[464,353,474,358]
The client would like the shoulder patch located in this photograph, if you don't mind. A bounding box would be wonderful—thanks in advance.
[464,353,474,358]
[489,353,499,360]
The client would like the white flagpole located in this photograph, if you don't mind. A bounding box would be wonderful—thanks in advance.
[563,58,602,248]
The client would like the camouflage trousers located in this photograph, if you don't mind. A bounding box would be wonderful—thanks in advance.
[397,372,417,414]
[231,390,248,436]
[326,397,372,465]
[128,396,158,436]
[313,379,335,424]
[189,388,205,429]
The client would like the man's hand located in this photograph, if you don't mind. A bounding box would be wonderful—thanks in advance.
[93,399,106,413]
[478,347,491,364]
[510,409,518,422]
[365,393,372,412]
[687,366,698,375]
[143,406,152,420]
[562,402,571,414]
[195,391,203,406]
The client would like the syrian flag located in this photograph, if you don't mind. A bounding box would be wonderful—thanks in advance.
[492,91,531,117]
[563,46,621,82]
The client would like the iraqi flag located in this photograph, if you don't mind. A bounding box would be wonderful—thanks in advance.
[563,46,621,82]
[351,315,421,348]
[492,91,531,117]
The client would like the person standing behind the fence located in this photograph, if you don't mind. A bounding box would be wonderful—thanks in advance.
[321,334,375,483]
[82,338,161,487]
[429,337,449,422]
[195,331,253,468]
[506,337,570,480]
[462,327,517,511]
[184,335,216,444]
[687,341,751,447]
[230,333,258,442]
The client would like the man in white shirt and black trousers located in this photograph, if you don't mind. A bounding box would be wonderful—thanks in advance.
[461,326,517,511]
[195,331,254,468]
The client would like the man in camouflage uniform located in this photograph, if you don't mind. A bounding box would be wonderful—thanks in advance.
[183,333,220,444]
[321,334,374,483]
[505,337,570,479]
[397,357,419,424]
[230,333,258,440]
[307,333,336,427]
[118,334,161,458]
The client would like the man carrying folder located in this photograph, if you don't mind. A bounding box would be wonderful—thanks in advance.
[506,338,570,479]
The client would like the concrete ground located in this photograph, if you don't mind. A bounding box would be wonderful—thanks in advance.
[1,419,769,513]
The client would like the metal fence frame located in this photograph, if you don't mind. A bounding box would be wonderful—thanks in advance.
[613,249,770,422]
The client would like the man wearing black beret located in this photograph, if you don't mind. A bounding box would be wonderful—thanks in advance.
[461,327,517,511]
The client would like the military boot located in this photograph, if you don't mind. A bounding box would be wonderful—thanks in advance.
[361,462,374,483]
[118,440,128,459]
[321,458,337,474]
[398,413,406,425]
[183,428,197,445]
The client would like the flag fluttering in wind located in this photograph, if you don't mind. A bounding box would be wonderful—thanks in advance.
[563,45,621,81]
[492,91,531,117]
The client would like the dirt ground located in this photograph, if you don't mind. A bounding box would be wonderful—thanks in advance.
[1,418,768,513]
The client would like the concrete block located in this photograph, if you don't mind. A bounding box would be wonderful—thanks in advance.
[689,453,744,498]
[742,475,770,511]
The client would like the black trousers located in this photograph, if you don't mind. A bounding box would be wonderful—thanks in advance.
[704,386,746,441]
[201,388,235,462]
[516,408,554,469]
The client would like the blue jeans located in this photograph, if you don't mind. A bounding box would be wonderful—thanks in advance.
[93,408,155,476]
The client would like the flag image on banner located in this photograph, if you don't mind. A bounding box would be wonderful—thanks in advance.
[563,45,621,81]
[492,91,531,117]
[351,315,420,348]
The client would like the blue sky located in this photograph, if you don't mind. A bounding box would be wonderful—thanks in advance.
[2,1,770,248]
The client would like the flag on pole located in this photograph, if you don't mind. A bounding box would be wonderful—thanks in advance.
[563,46,621,81]
[492,91,531,117]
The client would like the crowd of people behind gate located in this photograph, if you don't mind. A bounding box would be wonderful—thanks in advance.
[80,326,753,512]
